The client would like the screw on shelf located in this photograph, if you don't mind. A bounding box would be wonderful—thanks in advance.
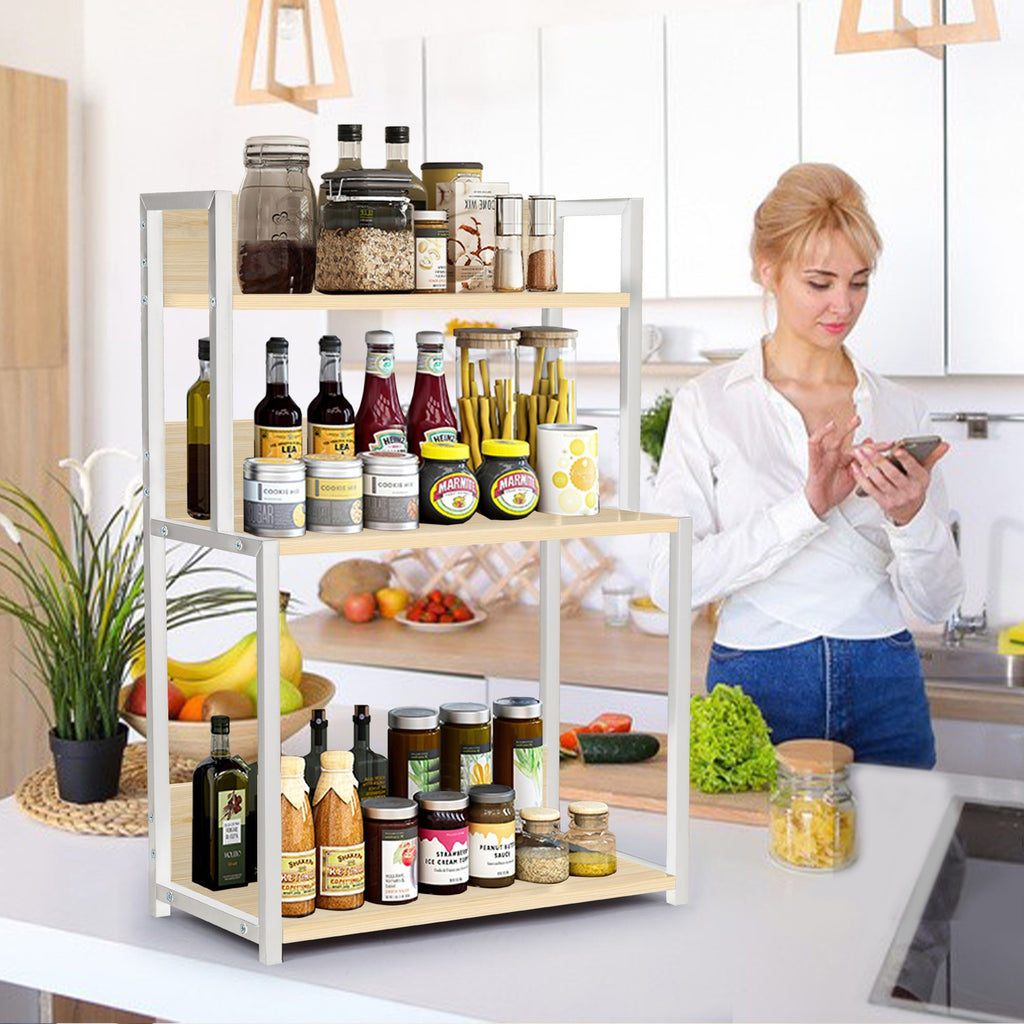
[210,297,217,307]
[160,526,168,537]
[235,540,243,551]
[151,850,156,859]
[165,892,173,904]
[144,451,150,460]
[142,258,147,267]
[141,221,146,229]
[144,487,150,496]
[239,923,247,935]
[142,296,148,306]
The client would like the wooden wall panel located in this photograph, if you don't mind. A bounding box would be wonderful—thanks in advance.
[0,66,68,798]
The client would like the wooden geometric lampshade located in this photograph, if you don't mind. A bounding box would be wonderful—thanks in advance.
[236,0,352,114]
[836,0,1000,57]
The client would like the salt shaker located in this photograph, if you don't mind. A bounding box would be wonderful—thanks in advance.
[526,195,557,292]
[494,195,525,293]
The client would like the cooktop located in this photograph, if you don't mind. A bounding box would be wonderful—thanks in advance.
[872,798,1024,1022]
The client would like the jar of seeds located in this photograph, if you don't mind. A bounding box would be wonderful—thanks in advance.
[316,170,415,293]
[516,807,569,884]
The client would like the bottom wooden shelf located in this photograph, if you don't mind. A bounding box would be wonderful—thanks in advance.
[169,784,674,943]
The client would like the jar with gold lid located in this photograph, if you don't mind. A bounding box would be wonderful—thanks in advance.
[769,739,856,872]
[566,801,616,877]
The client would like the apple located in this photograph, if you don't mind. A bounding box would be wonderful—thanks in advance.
[125,675,187,719]
[342,591,376,624]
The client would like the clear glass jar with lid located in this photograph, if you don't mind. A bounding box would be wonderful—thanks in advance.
[237,135,316,294]
[494,194,525,293]
[453,328,520,471]
[315,169,415,294]
[566,801,617,877]
[516,807,569,884]
[526,195,557,292]
[769,739,856,871]
[516,327,578,444]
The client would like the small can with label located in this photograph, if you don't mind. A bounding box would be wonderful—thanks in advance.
[304,454,362,533]
[468,784,516,888]
[361,451,419,530]
[242,457,305,538]
[474,439,539,520]
[362,797,418,905]
[413,210,448,293]
[419,442,479,525]
[415,789,469,895]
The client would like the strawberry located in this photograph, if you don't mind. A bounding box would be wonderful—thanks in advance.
[429,589,443,604]
[440,613,454,623]
[428,602,446,616]
[424,611,438,623]
[452,606,473,622]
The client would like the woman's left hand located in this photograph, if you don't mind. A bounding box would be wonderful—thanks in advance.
[851,439,949,526]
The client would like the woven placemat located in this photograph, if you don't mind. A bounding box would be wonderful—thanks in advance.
[15,743,197,837]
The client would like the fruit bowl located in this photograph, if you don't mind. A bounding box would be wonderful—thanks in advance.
[628,596,670,636]
[119,672,335,763]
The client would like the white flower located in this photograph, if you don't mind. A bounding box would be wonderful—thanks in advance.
[0,512,22,546]
[60,448,139,517]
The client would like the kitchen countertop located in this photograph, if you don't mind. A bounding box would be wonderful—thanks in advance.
[0,762,1021,1022]
[291,606,1024,724]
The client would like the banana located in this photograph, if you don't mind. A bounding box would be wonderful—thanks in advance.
[131,594,303,695]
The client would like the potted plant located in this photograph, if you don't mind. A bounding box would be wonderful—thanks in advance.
[640,390,674,477]
[0,450,253,803]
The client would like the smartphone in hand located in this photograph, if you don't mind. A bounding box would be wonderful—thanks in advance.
[855,435,943,497]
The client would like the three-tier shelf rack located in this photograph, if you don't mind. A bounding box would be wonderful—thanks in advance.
[140,190,692,964]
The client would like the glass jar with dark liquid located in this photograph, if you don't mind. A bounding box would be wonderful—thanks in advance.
[254,337,302,460]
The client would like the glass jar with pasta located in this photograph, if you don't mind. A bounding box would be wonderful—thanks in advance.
[515,326,577,470]
[453,328,520,472]
[769,739,856,872]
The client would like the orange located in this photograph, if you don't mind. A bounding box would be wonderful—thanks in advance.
[179,694,206,722]
[569,457,596,491]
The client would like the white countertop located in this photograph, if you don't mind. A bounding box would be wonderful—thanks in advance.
[1,762,1022,1023]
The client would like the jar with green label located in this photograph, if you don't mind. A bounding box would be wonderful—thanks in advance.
[492,696,544,813]
[387,707,440,799]
[439,702,492,791]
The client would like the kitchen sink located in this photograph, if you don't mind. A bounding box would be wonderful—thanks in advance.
[915,633,1024,689]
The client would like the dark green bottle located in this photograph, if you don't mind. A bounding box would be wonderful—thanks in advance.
[303,708,328,795]
[351,705,388,799]
[191,715,253,890]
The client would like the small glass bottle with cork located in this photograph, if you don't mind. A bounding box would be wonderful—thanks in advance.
[566,801,617,877]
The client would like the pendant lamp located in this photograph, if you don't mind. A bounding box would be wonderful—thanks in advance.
[836,0,1000,57]
[236,0,352,114]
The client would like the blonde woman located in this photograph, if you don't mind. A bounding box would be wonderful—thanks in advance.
[650,163,963,768]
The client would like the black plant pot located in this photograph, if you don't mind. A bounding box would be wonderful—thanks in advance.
[48,722,128,804]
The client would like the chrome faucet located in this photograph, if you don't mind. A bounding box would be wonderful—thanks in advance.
[943,511,987,644]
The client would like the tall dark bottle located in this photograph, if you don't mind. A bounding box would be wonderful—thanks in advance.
[186,336,210,519]
[406,330,458,456]
[384,126,428,210]
[351,704,388,799]
[355,330,407,454]
[306,335,355,457]
[254,337,302,459]
[191,716,254,891]
[303,708,328,795]
[318,124,363,212]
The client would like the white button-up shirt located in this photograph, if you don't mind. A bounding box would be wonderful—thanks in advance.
[649,342,964,648]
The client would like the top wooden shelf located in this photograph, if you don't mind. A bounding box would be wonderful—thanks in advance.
[163,291,631,311]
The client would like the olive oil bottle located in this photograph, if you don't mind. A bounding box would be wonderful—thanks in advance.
[254,337,302,459]
[186,337,210,519]
[191,715,254,891]
[350,705,387,799]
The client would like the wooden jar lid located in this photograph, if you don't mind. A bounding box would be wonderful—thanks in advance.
[775,739,853,774]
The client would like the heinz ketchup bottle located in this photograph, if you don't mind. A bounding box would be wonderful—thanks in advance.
[355,330,407,454]
[406,331,457,457]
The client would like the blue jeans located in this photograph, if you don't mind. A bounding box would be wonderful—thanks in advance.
[705,630,936,769]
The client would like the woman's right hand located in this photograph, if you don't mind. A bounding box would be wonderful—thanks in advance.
[804,415,863,518]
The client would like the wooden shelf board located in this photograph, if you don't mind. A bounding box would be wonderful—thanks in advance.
[339,361,711,378]
[169,784,673,943]
[163,291,631,311]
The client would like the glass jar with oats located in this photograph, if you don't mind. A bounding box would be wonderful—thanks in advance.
[769,739,857,872]
[316,170,414,294]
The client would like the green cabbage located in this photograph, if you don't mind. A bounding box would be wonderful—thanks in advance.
[690,684,776,793]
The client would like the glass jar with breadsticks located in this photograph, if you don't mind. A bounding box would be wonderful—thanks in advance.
[453,328,520,472]
[515,326,578,469]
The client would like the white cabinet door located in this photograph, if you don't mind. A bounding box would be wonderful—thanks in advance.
[800,0,945,376]
[424,28,541,199]
[947,3,1024,374]
[666,0,799,298]
[540,15,666,298]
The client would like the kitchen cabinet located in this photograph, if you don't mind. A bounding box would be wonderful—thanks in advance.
[424,27,541,198]
[946,1,1024,374]
[540,16,666,298]
[799,0,945,376]
[665,0,799,299]
[140,191,690,964]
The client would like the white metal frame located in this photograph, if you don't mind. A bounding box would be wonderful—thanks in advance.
[140,190,689,966]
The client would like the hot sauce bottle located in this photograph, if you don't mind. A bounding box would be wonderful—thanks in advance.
[307,335,355,457]
[355,330,407,454]
[406,330,458,457]
[254,337,302,459]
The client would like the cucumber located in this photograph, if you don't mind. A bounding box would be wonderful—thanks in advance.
[576,731,660,764]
